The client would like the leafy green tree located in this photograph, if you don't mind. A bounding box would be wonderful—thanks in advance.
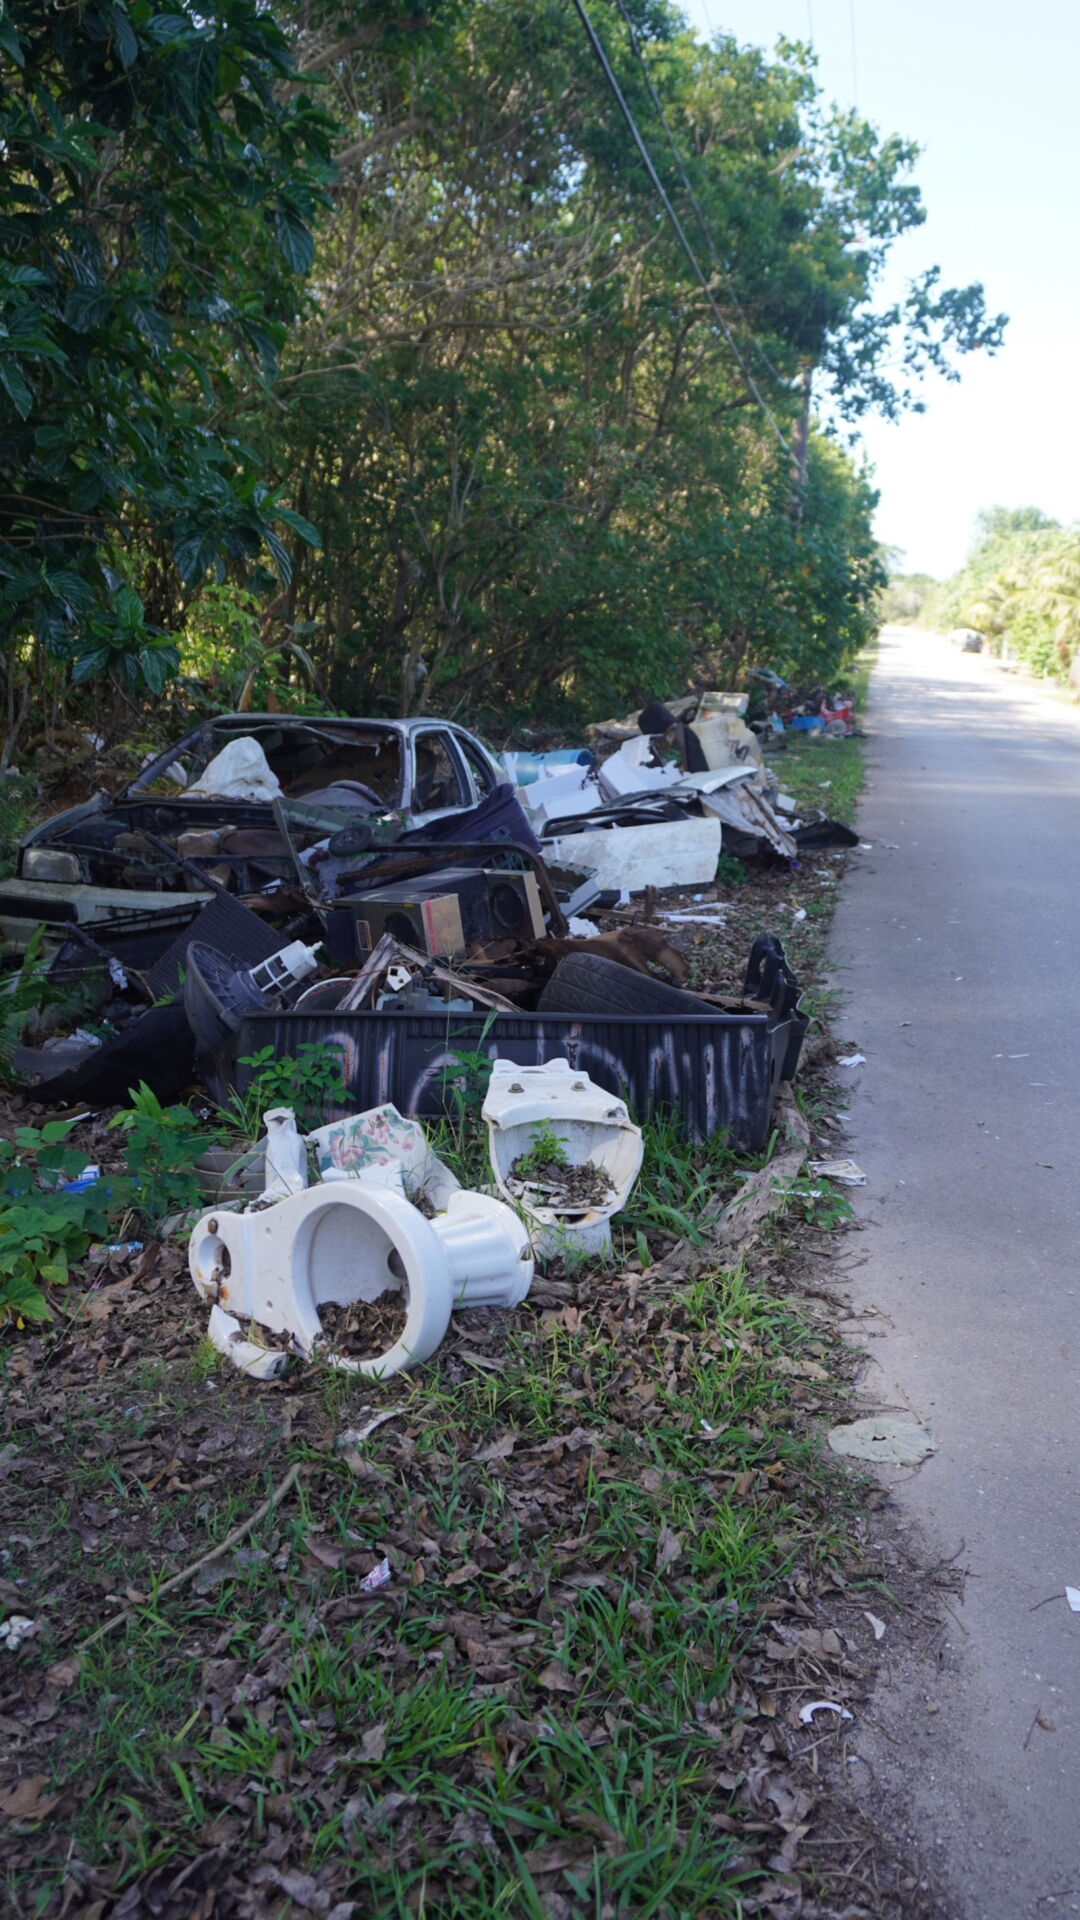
[251,0,1003,727]
[0,0,334,736]
[925,505,1080,682]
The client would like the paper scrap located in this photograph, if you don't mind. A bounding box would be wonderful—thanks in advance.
[809,1159,866,1185]
[837,1053,866,1067]
[1066,1586,1080,1613]
[359,1557,393,1592]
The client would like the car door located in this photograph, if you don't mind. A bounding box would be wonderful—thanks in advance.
[407,727,473,827]
[451,726,506,802]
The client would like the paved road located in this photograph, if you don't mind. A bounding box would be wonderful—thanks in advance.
[829,626,1080,1917]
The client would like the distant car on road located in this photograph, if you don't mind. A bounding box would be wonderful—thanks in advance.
[0,712,506,946]
[947,627,984,652]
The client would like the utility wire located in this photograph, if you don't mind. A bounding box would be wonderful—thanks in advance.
[568,0,792,457]
[609,0,790,392]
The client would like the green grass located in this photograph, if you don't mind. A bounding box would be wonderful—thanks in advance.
[1,1034,873,1920]
[2,1109,857,1918]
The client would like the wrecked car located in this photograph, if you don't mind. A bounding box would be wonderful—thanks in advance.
[0,713,507,945]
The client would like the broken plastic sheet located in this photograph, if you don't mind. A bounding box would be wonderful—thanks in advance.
[517,763,602,828]
[693,778,796,860]
[542,815,722,893]
[596,735,684,802]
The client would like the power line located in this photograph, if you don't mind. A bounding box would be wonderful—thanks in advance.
[609,0,790,392]
[567,0,792,457]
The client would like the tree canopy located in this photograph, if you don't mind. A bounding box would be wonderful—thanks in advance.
[0,0,1007,744]
[0,0,334,713]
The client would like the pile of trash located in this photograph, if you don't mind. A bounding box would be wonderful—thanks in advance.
[508,687,856,878]
[3,686,867,1146]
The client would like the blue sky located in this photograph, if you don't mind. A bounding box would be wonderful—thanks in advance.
[676,0,1079,579]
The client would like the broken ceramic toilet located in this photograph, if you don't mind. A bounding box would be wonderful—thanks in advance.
[189,1105,533,1381]
[482,1058,643,1260]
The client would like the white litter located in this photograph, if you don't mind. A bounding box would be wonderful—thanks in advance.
[544,816,722,893]
[359,1557,393,1592]
[863,1611,886,1640]
[836,1053,866,1067]
[1066,1586,1080,1613]
[659,904,729,927]
[337,1409,407,1449]
[0,1615,39,1652]
[809,1159,866,1185]
[799,1700,853,1725]
[596,735,683,801]
[188,735,282,801]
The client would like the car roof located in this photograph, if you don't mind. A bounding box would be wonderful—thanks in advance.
[208,714,477,738]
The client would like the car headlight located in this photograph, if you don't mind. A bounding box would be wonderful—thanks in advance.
[22,848,83,884]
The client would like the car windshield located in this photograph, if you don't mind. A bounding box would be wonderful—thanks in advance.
[154,721,405,807]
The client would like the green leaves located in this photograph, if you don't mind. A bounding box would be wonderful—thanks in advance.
[0,3,25,64]
[0,1120,116,1326]
[109,1081,221,1224]
[0,0,334,695]
[71,584,181,694]
[273,203,316,275]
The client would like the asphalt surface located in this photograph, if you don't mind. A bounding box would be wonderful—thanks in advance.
[829,626,1080,1918]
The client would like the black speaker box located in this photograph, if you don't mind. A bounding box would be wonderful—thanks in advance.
[326,867,544,962]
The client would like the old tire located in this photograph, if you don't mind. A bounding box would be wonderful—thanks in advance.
[538,952,709,1019]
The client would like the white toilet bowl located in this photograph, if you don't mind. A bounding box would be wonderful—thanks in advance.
[482,1058,644,1260]
[190,1178,533,1381]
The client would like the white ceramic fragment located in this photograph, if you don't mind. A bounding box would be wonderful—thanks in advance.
[799,1700,853,1725]
[261,1108,309,1198]
[307,1104,460,1213]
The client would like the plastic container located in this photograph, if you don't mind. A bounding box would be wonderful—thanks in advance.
[501,749,594,787]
